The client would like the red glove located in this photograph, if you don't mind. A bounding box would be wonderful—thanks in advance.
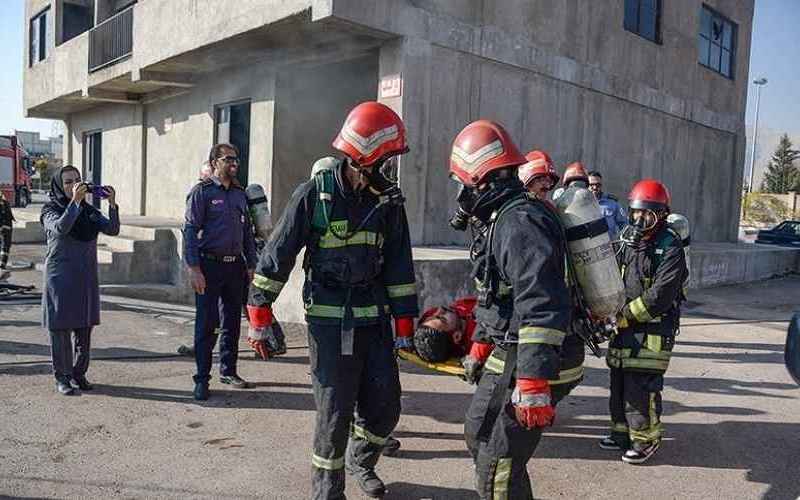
[468,341,493,362]
[511,378,555,429]
[394,317,415,350]
[246,304,273,360]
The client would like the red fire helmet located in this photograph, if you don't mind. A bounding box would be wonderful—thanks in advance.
[332,101,409,167]
[449,120,526,187]
[562,161,589,186]
[629,179,671,211]
[518,150,559,187]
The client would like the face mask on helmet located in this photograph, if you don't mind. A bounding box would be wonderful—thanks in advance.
[450,184,480,231]
[621,208,663,249]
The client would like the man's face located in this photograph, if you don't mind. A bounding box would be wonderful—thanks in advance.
[214,147,239,180]
[588,175,602,198]
[630,208,657,230]
[528,176,555,199]
[421,308,464,343]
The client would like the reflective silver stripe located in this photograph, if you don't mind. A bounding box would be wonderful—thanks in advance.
[493,457,512,499]
[386,282,416,298]
[311,453,344,470]
[484,354,505,374]
[517,326,566,346]
[252,274,285,294]
[351,424,387,445]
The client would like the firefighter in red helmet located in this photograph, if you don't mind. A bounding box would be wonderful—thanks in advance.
[600,179,688,464]
[247,102,418,499]
[518,150,559,200]
[449,120,572,499]
[561,161,589,187]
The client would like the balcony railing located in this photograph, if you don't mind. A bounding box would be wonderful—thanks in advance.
[88,7,133,72]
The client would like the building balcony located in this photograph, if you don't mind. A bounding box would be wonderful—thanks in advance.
[23,0,389,119]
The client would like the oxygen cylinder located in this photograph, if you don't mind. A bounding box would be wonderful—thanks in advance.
[245,184,272,240]
[667,213,691,289]
[311,156,338,178]
[554,185,625,318]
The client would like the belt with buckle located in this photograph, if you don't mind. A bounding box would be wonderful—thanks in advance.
[200,253,240,263]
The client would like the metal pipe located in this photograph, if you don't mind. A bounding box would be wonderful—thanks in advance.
[748,78,768,193]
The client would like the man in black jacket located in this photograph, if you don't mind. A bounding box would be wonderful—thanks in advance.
[600,179,688,464]
[246,102,418,499]
[0,192,15,270]
[449,120,572,499]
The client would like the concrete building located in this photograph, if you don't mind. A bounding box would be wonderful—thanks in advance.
[23,0,754,244]
[14,131,64,162]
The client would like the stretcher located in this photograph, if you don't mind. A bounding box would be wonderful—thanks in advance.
[397,349,465,376]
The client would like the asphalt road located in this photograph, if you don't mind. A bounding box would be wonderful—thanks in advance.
[1,245,798,499]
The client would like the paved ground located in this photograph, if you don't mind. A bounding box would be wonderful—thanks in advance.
[1,244,799,499]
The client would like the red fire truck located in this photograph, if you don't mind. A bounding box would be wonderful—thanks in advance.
[0,135,33,207]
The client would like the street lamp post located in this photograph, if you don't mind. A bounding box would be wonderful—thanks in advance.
[748,78,768,193]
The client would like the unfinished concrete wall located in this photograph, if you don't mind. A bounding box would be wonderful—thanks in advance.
[333,0,753,244]
[68,104,144,215]
[144,64,276,219]
[271,53,379,216]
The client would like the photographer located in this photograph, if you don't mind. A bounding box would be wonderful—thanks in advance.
[40,165,119,395]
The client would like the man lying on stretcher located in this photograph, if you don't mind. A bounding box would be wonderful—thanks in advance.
[402,296,494,384]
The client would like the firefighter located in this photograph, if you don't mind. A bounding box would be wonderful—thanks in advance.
[517,150,559,201]
[246,102,418,499]
[551,161,588,201]
[448,120,571,499]
[0,191,14,270]
[600,179,687,464]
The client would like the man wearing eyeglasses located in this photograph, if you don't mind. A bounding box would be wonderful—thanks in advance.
[588,170,626,240]
[184,143,257,400]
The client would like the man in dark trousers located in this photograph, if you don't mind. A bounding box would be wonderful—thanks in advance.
[184,143,257,401]
[447,120,572,499]
[247,102,418,499]
[0,192,15,271]
[601,179,687,464]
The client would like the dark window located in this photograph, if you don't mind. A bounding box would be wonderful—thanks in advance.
[29,7,50,66]
[698,5,737,78]
[214,101,251,186]
[62,3,94,44]
[623,0,661,43]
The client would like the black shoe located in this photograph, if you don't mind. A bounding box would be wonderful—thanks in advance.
[348,468,387,498]
[382,436,401,457]
[56,380,75,395]
[598,436,623,450]
[193,382,209,401]
[71,377,93,391]
[622,440,661,464]
[220,374,251,389]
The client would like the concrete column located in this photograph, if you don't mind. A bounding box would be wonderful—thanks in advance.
[138,104,147,215]
[378,37,433,245]
[64,116,74,165]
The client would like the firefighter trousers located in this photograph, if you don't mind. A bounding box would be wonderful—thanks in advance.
[608,367,664,450]
[464,371,543,500]
[0,227,11,269]
[308,320,401,500]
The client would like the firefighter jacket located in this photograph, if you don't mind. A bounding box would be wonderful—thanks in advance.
[471,191,572,381]
[249,160,418,326]
[608,224,688,373]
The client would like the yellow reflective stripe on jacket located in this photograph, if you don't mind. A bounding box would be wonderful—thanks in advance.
[311,453,344,470]
[252,274,285,294]
[518,326,566,346]
[550,365,584,386]
[318,230,379,249]
[351,424,387,445]
[628,296,654,323]
[305,304,390,319]
[493,457,512,500]
[386,282,416,298]
[484,354,505,374]
[484,353,584,385]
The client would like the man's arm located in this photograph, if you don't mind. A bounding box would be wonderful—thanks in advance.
[248,181,314,307]
[497,208,571,380]
[622,239,687,324]
[380,203,419,349]
[183,184,206,269]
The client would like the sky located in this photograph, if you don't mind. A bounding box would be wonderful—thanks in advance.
[0,1,797,160]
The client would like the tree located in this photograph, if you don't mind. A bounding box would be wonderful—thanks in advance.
[760,134,800,193]
[34,157,49,191]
